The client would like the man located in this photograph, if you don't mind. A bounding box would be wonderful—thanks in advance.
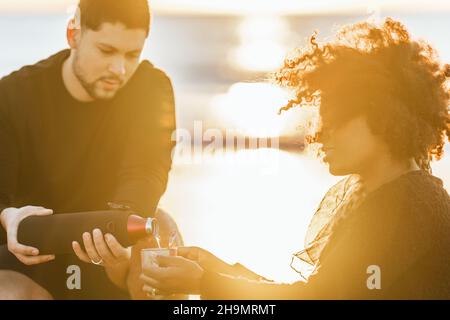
[0,0,180,299]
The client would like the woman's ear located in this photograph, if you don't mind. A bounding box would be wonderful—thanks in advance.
[66,19,80,49]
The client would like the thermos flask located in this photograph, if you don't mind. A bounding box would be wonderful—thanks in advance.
[17,210,158,255]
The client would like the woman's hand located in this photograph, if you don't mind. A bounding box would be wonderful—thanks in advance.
[177,246,234,274]
[140,255,204,295]
[139,246,232,295]
[126,209,185,299]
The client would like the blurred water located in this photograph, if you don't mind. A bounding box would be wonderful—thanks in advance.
[0,13,448,282]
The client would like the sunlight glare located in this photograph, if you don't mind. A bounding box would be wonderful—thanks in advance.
[231,16,288,72]
[211,82,291,137]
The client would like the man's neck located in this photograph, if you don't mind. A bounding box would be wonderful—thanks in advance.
[62,53,94,102]
[358,155,420,194]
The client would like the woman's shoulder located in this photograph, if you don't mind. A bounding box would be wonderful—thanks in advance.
[318,175,359,207]
[362,170,448,209]
[387,170,448,215]
[359,170,450,240]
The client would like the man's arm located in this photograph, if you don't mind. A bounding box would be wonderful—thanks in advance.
[72,69,176,291]
[112,67,176,217]
[0,83,55,265]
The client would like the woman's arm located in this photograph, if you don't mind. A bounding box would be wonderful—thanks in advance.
[140,248,319,299]
[227,263,272,281]
[200,270,312,300]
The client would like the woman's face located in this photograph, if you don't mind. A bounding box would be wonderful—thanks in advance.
[319,116,386,176]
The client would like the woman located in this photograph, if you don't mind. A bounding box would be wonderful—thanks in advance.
[140,18,450,299]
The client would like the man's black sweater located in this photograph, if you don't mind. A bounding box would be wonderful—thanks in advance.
[0,49,176,244]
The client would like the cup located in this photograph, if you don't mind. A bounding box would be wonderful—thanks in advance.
[141,247,177,270]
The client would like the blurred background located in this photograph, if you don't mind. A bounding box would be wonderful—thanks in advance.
[0,0,449,284]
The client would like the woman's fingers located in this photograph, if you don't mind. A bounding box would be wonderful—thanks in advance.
[142,284,166,300]
[140,274,161,289]
[140,274,172,295]
[157,255,189,267]
[176,246,200,261]
[142,262,173,280]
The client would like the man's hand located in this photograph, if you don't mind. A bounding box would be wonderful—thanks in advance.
[72,229,130,266]
[72,229,130,290]
[0,206,55,265]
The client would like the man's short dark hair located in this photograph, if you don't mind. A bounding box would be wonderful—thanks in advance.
[78,0,151,37]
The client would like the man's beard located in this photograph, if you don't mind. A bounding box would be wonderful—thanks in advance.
[72,54,123,101]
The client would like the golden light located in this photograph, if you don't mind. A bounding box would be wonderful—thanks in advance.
[1,0,450,14]
[230,16,288,72]
[211,82,291,137]
[232,42,286,72]
[161,150,341,283]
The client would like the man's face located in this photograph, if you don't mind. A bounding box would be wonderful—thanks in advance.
[72,22,147,100]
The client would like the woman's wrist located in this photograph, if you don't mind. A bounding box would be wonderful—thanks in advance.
[192,267,205,295]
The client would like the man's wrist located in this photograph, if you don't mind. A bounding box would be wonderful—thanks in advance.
[106,259,130,290]
[1,207,16,232]
[1,207,15,217]
[0,207,9,230]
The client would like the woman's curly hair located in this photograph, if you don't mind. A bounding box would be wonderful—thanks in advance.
[275,17,450,172]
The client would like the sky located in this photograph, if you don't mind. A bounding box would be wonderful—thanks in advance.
[0,0,449,15]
